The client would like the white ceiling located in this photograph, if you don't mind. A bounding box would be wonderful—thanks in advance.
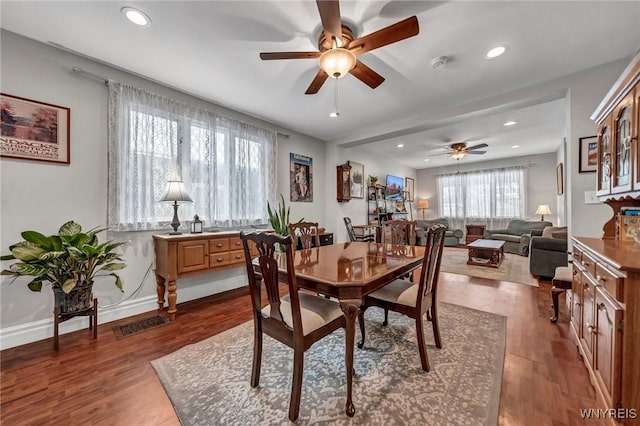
[2,1,639,169]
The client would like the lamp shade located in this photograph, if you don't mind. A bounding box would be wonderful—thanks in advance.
[318,48,356,78]
[160,181,193,202]
[535,204,551,215]
[418,199,430,209]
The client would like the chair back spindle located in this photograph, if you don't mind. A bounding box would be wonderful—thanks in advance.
[288,221,320,249]
[382,220,417,245]
[416,224,447,305]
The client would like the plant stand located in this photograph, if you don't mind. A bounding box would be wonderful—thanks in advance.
[53,298,98,350]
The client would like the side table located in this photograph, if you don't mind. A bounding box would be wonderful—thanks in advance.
[465,224,486,245]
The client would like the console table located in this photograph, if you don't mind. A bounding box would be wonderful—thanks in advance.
[153,231,257,320]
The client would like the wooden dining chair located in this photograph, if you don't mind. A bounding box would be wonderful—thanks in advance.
[239,232,346,421]
[357,224,447,372]
[343,217,375,242]
[288,221,320,249]
[381,219,417,245]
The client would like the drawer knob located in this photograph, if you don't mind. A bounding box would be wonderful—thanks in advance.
[597,302,606,311]
[217,257,224,262]
[587,324,596,334]
[216,243,223,247]
[596,274,606,282]
[235,255,242,259]
[583,283,589,289]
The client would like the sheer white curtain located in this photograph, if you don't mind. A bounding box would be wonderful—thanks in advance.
[108,81,277,231]
[437,167,526,231]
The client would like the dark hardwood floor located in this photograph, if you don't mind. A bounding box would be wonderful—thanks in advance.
[1,273,605,425]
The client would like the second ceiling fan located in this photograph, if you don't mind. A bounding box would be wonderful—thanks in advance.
[259,0,419,94]
[433,142,489,160]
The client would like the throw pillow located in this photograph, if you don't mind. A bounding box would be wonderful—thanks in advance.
[542,226,567,238]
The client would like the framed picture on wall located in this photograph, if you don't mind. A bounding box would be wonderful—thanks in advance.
[579,135,597,173]
[290,153,313,202]
[556,163,564,195]
[405,177,414,202]
[349,161,364,199]
[0,93,70,164]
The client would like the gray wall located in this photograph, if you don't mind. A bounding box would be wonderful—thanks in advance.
[0,31,326,348]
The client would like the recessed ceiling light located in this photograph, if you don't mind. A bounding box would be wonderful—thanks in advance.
[512,145,520,148]
[424,158,429,162]
[397,144,404,148]
[121,7,151,26]
[486,46,506,59]
[329,111,339,118]
[503,121,518,126]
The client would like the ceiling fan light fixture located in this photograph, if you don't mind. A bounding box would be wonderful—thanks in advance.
[504,120,518,126]
[451,151,465,160]
[319,48,356,79]
[121,7,151,26]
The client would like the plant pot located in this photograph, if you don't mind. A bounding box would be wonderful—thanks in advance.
[52,282,94,314]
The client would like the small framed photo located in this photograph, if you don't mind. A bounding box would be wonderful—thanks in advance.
[405,177,414,202]
[349,161,364,199]
[556,163,564,195]
[1,93,70,164]
[579,135,598,173]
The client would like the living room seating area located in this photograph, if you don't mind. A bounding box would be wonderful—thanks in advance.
[483,220,552,256]
[415,219,462,247]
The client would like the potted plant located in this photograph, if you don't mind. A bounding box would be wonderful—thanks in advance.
[369,175,379,186]
[1,220,126,313]
[267,194,304,250]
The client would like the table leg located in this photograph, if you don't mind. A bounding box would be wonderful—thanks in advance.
[167,280,177,321]
[156,274,166,311]
[340,299,361,417]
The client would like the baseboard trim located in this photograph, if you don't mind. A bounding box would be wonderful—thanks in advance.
[0,295,158,350]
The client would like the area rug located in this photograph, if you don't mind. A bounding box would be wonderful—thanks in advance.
[151,303,506,425]
[440,247,538,287]
[112,315,170,340]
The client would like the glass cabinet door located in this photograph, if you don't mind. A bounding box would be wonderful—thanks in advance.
[597,119,612,196]
[611,93,634,193]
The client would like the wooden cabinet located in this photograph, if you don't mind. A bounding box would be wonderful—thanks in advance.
[571,238,639,422]
[153,232,257,320]
[465,224,486,244]
[591,49,640,238]
[336,162,352,202]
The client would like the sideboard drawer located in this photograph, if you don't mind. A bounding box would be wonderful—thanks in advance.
[229,237,243,251]
[210,238,230,253]
[581,252,597,278]
[595,263,624,302]
[210,252,231,267]
[229,249,245,265]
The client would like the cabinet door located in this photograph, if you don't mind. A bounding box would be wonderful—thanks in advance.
[177,240,209,274]
[593,287,623,409]
[570,265,583,339]
[611,92,634,193]
[596,118,613,197]
[580,273,596,365]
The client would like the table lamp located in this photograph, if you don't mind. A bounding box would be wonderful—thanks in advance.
[160,181,193,234]
[535,204,551,221]
[418,199,429,219]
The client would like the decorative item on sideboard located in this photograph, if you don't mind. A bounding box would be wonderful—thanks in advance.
[191,215,203,234]
[160,180,193,235]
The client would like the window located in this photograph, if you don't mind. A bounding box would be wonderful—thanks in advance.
[108,82,277,231]
[437,167,525,222]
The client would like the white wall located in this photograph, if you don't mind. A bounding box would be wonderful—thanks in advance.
[416,153,559,222]
[0,31,325,349]
[324,145,417,243]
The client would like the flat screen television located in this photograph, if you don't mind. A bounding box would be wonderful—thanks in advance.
[385,174,404,200]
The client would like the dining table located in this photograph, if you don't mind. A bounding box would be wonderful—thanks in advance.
[256,241,426,417]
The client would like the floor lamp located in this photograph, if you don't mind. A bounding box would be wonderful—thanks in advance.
[418,199,429,220]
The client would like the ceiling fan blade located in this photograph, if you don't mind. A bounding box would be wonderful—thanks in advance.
[467,150,487,155]
[349,60,385,89]
[348,16,419,55]
[316,0,342,45]
[305,69,329,95]
[260,52,321,60]
[466,143,488,151]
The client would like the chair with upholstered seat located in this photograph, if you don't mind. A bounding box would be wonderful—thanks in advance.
[344,217,375,242]
[239,232,346,421]
[381,220,417,245]
[357,224,447,371]
[289,221,320,249]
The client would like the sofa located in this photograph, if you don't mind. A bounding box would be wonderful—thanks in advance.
[529,226,568,278]
[415,219,463,247]
[483,219,552,256]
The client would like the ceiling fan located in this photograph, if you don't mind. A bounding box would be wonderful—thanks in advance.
[432,142,489,160]
[259,0,419,94]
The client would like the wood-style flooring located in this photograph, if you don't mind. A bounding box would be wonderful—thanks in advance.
[1,273,605,425]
